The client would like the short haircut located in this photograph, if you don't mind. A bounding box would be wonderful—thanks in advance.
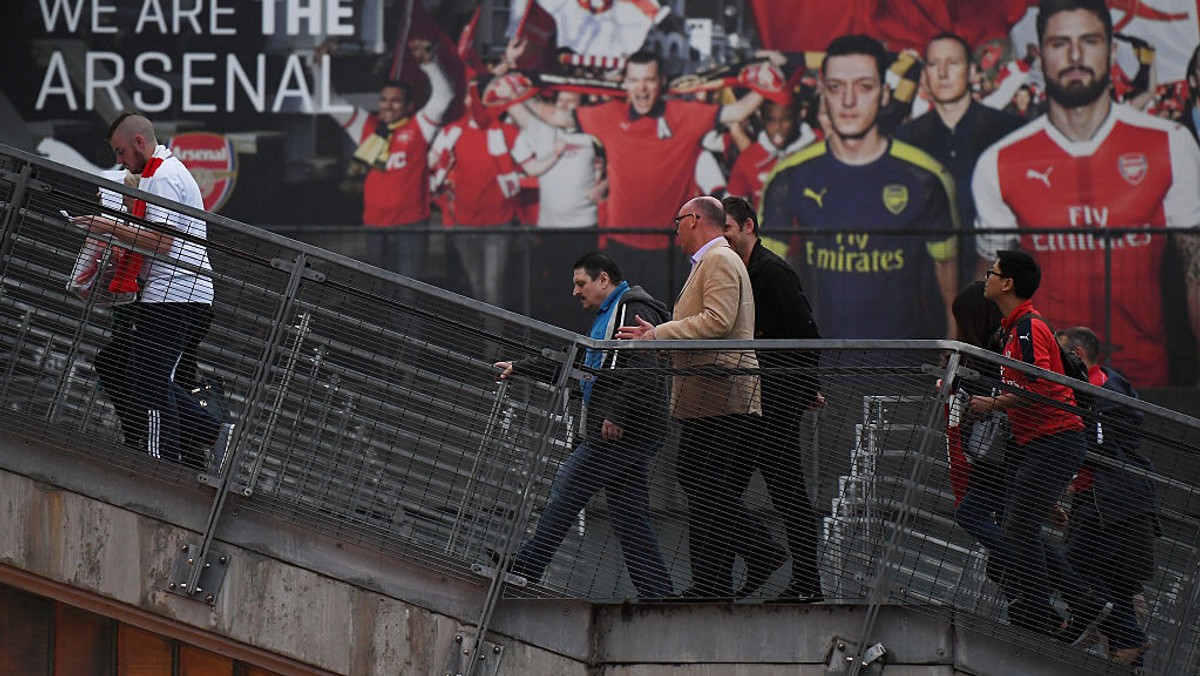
[996,249,1042,299]
[573,251,624,284]
[625,50,663,77]
[721,195,758,234]
[927,32,973,65]
[1036,0,1113,45]
[822,34,888,83]
[381,79,413,100]
[1056,326,1102,363]
[693,196,726,228]
[107,112,156,144]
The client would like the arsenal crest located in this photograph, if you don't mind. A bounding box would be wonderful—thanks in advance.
[883,184,908,215]
[169,132,238,212]
[577,0,614,13]
[1117,153,1148,186]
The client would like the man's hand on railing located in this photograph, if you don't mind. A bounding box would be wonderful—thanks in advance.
[493,361,514,381]
[601,419,624,441]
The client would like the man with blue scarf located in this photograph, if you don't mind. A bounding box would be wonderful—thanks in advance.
[495,252,673,598]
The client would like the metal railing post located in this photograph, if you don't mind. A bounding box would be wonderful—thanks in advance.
[0,162,34,267]
[463,342,580,676]
[1157,524,1200,670]
[179,252,320,599]
[846,350,962,676]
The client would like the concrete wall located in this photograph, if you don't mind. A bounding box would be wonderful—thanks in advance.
[0,445,1115,676]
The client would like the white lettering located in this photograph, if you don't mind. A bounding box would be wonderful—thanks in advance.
[177,147,228,162]
[182,52,218,112]
[261,0,277,35]
[92,0,117,33]
[317,53,352,114]
[172,0,203,34]
[271,53,313,112]
[85,51,124,111]
[1067,205,1109,227]
[226,53,265,112]
[326,0,354,36]
[35,51,78,110]
[38,0,85,32]
[210,0,235,35]
[1028,230,1155,252]
[134,52,172,112]
[135,0,168,33]
[287,0,321,36]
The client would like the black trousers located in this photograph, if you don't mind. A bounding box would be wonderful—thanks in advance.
[676,414,775,596]
[95,303,220,467]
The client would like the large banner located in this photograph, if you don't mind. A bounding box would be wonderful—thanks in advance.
[0,0,398,224]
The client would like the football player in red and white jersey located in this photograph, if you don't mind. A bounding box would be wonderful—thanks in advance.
[527,50,767,301]
[315,39,453,279]
[973,0,1200,388]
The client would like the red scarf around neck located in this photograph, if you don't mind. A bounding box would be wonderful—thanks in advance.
[108,155,164,294]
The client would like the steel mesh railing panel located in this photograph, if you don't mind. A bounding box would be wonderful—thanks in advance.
[5,147,1200,673]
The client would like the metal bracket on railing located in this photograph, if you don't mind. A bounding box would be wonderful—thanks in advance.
[443,632,504,676]
[0,169,50,193]
[825,638,886,676]
[539,347,594,385]
[166,542,230,605]
[270,257,327,282]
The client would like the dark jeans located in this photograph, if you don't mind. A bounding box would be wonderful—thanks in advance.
[1067,508,1155,651]
[95,303,221,467]
[955,460,1011,579]
[514,435,672,598]
[1000,429,1086,611]
[677,414,776,596]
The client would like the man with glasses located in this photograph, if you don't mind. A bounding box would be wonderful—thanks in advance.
[973,0,1200,388]
[971,249,1111,643]
[618,196,778,599]
[721,195,825,602]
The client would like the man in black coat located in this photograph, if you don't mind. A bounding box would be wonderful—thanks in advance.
[722,196,824,602]
[1057,327,1157,665]
[495,251,673,598]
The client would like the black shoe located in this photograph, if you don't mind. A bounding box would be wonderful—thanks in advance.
[1007,597,1063,636]
[764,579,824,604]
[1057,594,1113,647]
[733,544,789,599]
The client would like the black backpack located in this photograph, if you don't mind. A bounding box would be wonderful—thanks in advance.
[1000,312,1091,406]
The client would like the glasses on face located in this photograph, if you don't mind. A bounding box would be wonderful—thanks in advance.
[673,213,697,230]
[984,269,1008,280]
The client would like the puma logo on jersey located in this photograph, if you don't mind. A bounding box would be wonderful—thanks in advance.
[803,187,826,208]
[1026,166,1053,188]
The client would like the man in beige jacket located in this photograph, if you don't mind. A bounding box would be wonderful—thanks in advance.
[619,196,782,599]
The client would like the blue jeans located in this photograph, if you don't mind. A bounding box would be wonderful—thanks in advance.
[514,436,672,598]
[1000,429,1086,610]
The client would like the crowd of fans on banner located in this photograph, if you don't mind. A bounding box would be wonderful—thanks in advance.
[315,2,1200,390]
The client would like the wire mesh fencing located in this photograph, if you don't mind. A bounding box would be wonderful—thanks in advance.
[3,145,1200,674]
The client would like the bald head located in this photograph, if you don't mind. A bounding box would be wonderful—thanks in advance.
[107,113,157,174]
[675,196,727,256]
